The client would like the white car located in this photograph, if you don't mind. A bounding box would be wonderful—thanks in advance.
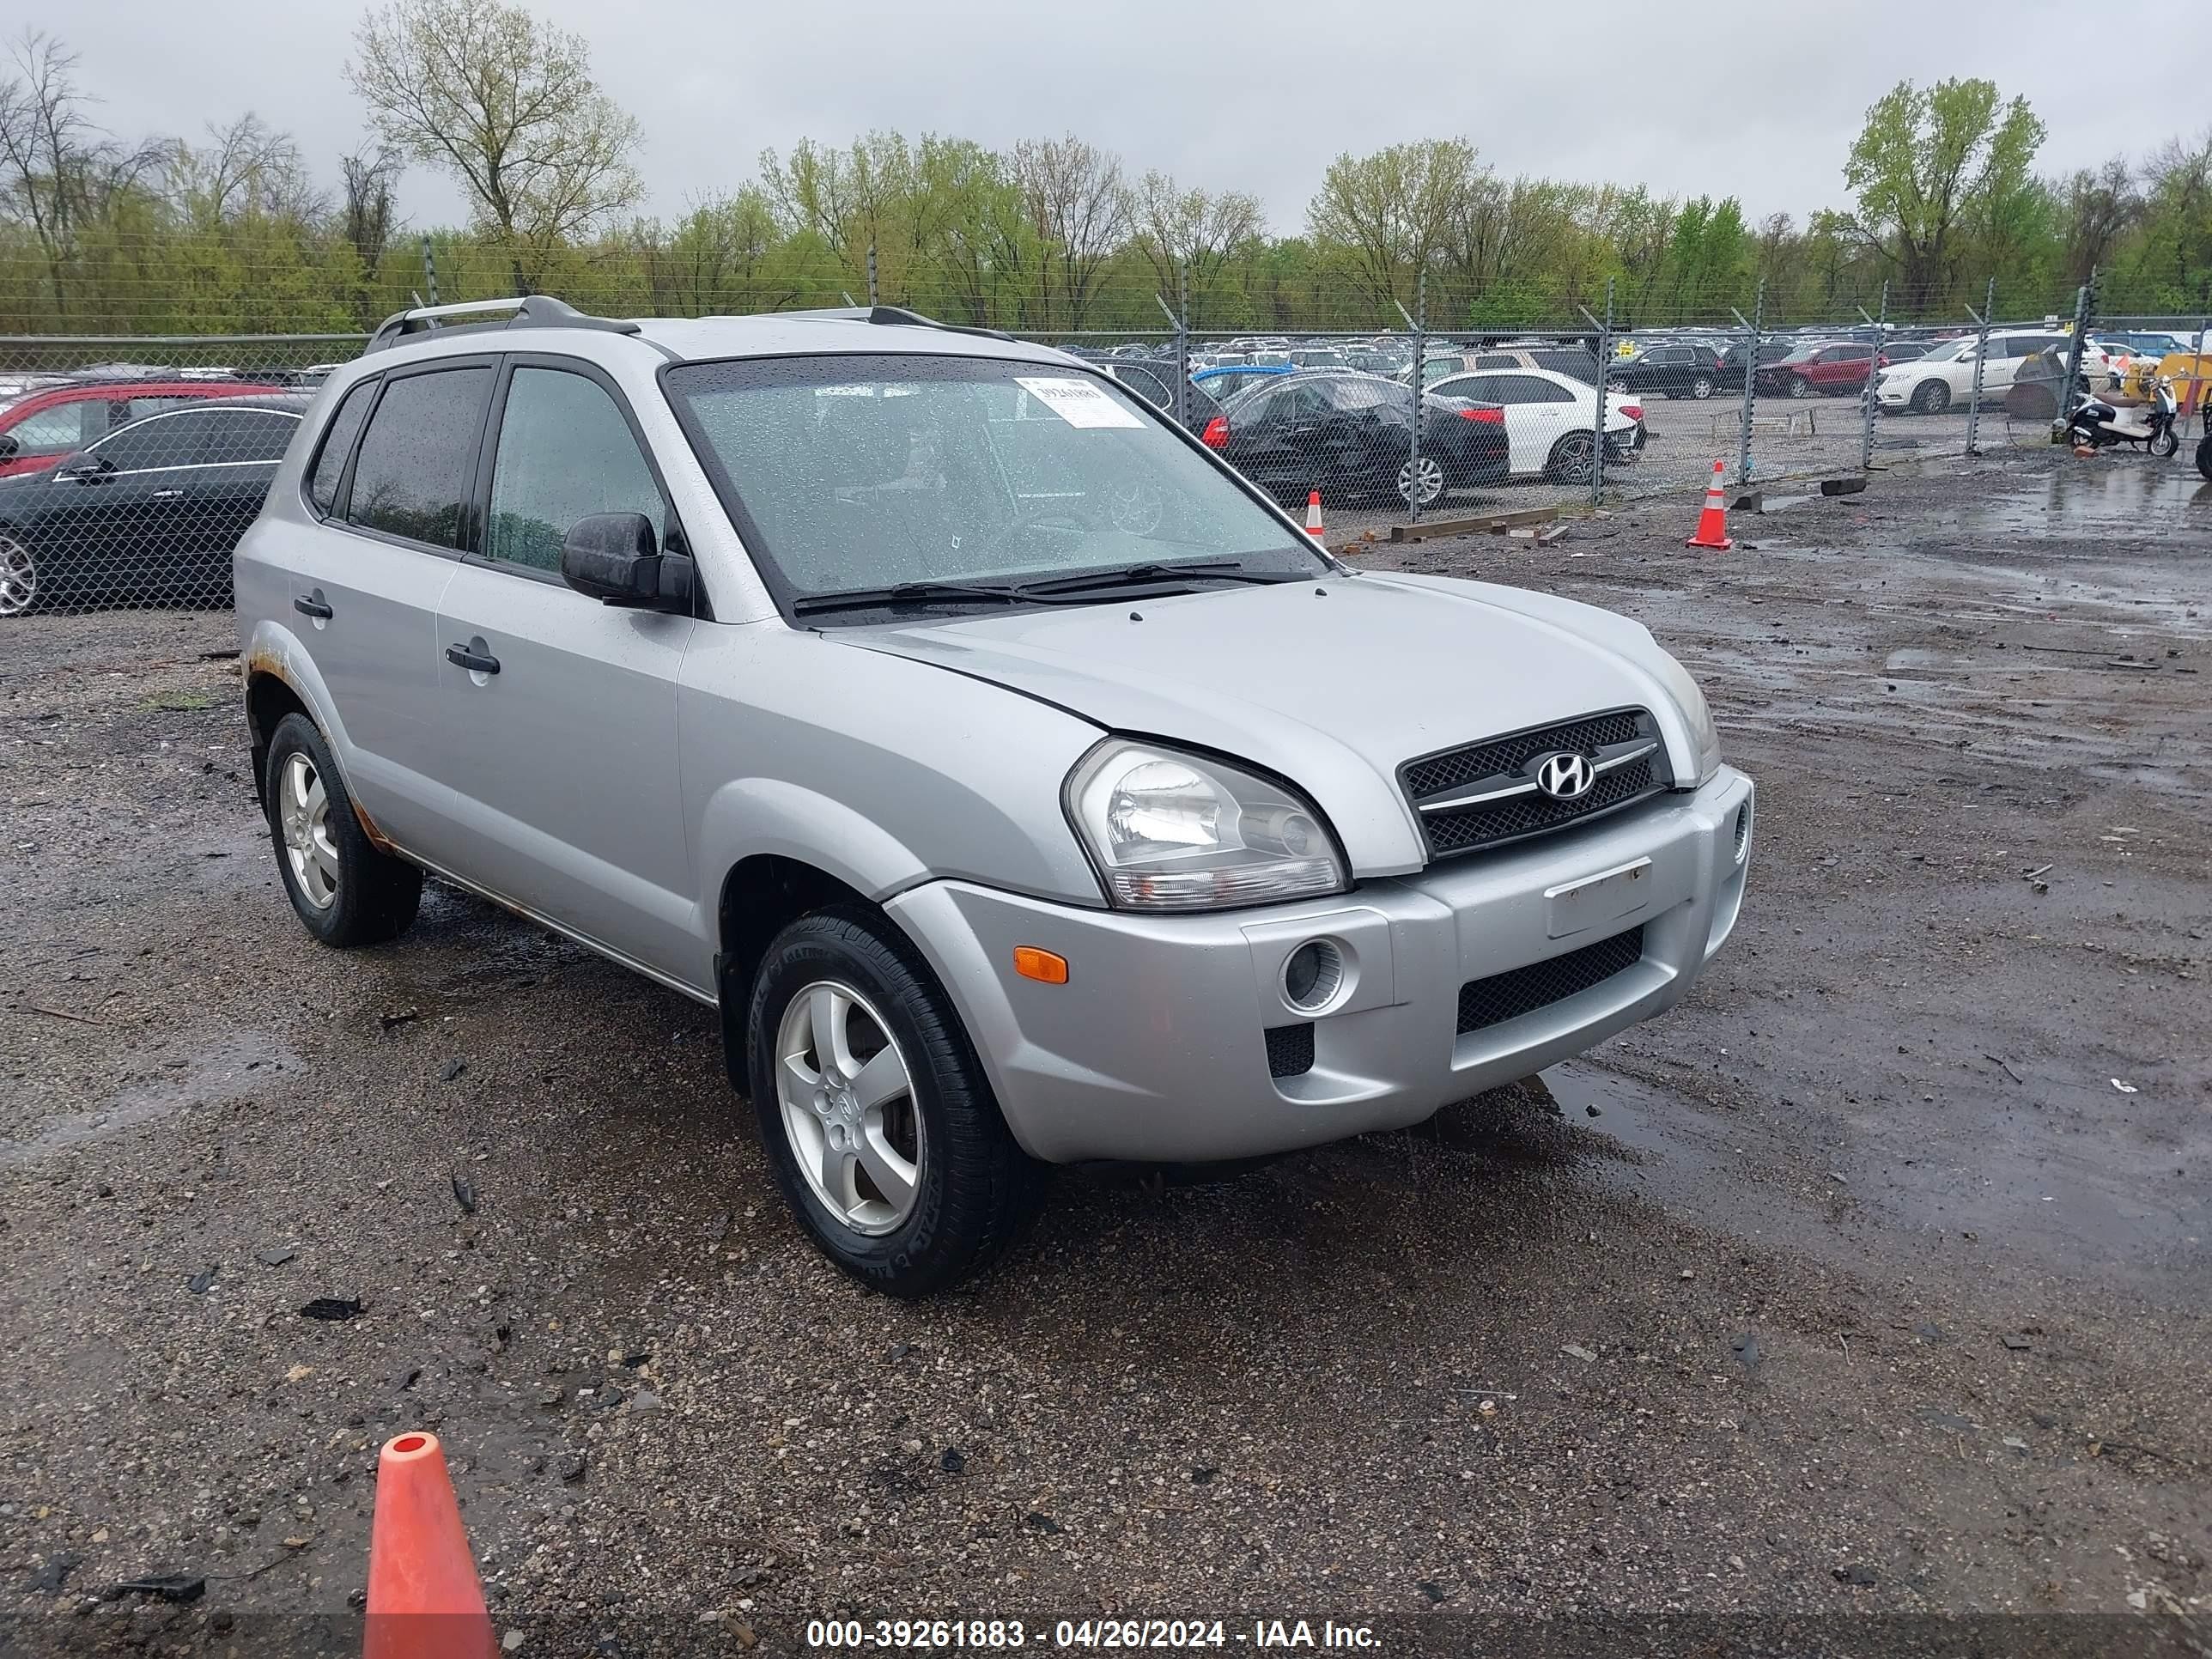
[1428,366,1644,481]
[1875,330,2071,415]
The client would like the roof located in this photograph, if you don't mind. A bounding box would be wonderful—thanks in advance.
[364,295,1083,370]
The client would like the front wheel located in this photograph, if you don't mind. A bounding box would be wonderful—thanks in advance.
[262,712,422,946]
[1546,432,1596,484]
[1911,380,1950,415]
[1785,375,1813,400]
[2197,434,2212,482]
[2149,424,2179,460]
[748,908,1042,1297]
[0,532,38,617]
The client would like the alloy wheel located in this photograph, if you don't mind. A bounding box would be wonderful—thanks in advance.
[277,750,339,910]
[0,537,35,617]
[1396,455,1445,507]
[1550,434,1596,483]
[775,980,925,1237]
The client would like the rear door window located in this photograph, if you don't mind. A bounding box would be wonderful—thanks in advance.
[307,379,378,515]
[345,366,492,550]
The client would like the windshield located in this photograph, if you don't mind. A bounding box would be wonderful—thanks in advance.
[665,354,1321,606]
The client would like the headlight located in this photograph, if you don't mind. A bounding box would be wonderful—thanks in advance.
[1065,740,1347,912]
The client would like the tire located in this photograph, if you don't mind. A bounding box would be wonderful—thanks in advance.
[1546,432,1597,484]
[1785,375,1813,400]
[0,531,38,617]
[1910,380,1950,416]
[2198,434,2212,483]
[262,712,422,947]
[747,906,1043,1297]
[1395,453,1445,509]
[1689,374,1715,400]
[2149,425,2178,460]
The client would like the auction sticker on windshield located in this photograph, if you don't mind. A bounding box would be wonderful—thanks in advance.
[1016,377,1146,428]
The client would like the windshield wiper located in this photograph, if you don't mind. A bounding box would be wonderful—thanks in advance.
[1013,560,1310,598]
[791,580,1030,617]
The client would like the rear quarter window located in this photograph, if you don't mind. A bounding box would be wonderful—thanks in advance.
[307,379,379,516]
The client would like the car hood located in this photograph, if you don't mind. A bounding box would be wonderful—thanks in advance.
[842,570,1713,877]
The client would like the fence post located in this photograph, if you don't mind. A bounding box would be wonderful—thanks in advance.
[1578,278,1615,507]
[1963,278,1996,456]
[2056,268,2095,434]
[421,235,438,310]
[1396,267,1428,522]
[1857,281,1887,472]
[1732,277,1765,488]
[1154,289,1188,428]
[866,244,879,308]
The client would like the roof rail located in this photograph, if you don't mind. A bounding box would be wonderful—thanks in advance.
[364,295,641,354]
[864,304,1017,343]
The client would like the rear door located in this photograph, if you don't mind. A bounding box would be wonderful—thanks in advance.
[428,356,698,981]
[294,361,491,854]
[1484,374,1574,474]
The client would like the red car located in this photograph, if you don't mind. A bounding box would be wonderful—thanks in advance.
[1754,342,1879,400]
[0,379,277,477]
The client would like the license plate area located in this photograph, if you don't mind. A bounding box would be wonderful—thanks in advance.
[1545,857,1653,939]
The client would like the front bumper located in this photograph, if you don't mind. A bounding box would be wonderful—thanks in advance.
[887,767,1754,1164]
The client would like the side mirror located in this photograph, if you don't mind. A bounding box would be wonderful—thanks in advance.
[0,433,17,460]
[52,452,112,482]
[560,512,691,611]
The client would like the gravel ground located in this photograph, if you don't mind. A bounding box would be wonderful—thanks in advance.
[2,447,2208,1656]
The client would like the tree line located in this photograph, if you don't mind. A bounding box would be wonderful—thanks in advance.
[3,0,2209,342]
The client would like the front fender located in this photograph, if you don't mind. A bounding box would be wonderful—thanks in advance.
[694,775,940,910]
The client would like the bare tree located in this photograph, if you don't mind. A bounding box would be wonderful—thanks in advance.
[1125,169,1263,312]
[0,30,161,317]
[1011,135,1127,327]
[340,142,403,283]
[167,113,325,225]
[347,0,641,293]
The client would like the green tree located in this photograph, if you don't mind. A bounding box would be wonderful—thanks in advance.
[1306,138,1481,315]
[347,0,641,295]
[1842,78,2045,309]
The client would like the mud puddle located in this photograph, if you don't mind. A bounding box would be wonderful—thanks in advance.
[1930,466,2212,540]
[0,1028,299,1169]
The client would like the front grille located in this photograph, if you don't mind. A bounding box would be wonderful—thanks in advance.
[1455,925,1646,1036]
[1264,1024,1315,1079]
[1403,708,1668,860]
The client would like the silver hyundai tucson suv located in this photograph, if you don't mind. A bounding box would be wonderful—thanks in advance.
[237,296,1754,1297]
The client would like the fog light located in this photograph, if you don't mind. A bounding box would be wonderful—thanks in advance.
[1733,802,1752,864]
[1281,939,1344,1013]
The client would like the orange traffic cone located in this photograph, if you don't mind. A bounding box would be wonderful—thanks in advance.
[365,1433,496,1659]
[1686,461,1733,550]
[1304,490,1326,540]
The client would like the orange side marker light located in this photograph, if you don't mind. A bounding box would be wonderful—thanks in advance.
[1013,946,1069,984]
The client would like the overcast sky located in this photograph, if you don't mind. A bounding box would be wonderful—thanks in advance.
[48,0,2212,233]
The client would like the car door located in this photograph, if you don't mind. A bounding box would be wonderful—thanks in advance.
[155,406,301,602]
[296,361,491,854]
[0,393,105,477]
[428,356,698,981]
[33,412,204,600]
[1485,374,1567,475]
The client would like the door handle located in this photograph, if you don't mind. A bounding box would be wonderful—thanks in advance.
[445,643,501,676]
[293,594,333,620]
[150,488,184,501]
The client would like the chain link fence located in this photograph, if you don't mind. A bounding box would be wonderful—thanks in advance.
[1,289,2207,616]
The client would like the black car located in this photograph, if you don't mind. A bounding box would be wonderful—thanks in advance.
[1712,338,1798,390]
[1200,370,1510,511]
[1610,343,1727,400]
[0,397,305,615]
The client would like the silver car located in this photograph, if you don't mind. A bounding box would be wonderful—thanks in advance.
[237,297,1754,1297]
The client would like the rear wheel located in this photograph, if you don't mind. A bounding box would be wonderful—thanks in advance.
[0,532,37,617]
[748,907,1042,1297]
[2197,433,2212,482]
[1396,454,1445,509]
[1688,374,1715,400]
[263,713,422,946]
